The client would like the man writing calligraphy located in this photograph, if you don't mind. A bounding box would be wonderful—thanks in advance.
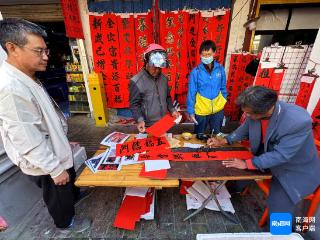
[130,43,179,133]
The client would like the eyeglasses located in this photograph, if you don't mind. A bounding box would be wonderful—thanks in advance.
[19,45,50,57]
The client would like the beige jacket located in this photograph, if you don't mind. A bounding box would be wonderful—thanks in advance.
[0,61,73,178]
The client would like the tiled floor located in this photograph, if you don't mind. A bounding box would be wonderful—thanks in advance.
[1,115,318,240]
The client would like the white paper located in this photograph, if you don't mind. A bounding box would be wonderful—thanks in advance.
[185,181,235,213]
[141,191,155,220]
[213,9,226,16]
[301,75,315,84]
[260,61,278,69]
[184,143,204,148]
[120,153,141,166]
[192,181,212,199]
[135,133,148,139]
[174,114,182,124]
[144,160,171,172]
[125,187,149,197]
[100,132,130,147]
[186,194,235,213]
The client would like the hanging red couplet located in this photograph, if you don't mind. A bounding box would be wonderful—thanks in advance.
[187,11,200,69]
[60,0,84,39]
[159,11,180,100]
[135,12,154,70]
[89,15,107,74]
[254,65,274,88]
[117,15,137,108]
[295,75,316,109]
[212,10,230,65]
[269,68,285,92]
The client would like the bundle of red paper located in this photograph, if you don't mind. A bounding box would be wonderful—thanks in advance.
[113,188,154,230]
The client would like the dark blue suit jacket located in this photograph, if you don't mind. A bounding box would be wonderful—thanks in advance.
[227,101,320,204]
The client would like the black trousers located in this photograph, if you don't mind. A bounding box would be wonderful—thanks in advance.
[27,168,80,228]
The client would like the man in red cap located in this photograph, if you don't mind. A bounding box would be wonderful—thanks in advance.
[129,43,180,132]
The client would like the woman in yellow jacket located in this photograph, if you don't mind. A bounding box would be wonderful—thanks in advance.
[187,40,227,135]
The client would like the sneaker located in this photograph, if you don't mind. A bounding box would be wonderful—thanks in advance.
[58,217,91,233]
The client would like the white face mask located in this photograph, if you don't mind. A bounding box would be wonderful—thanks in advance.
[201,56,213,65]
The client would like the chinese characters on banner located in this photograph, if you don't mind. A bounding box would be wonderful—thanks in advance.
[117,15,137,107]
[159,11,180,100]
[90,15,106,74]
[295,76,317,109]
[135,12,154,70]
[212,10,230,65]
[225,53,256,121]
[138,150,252,161]
[60,0,84,39]
[116,137,169,156]
[89,9,230,108]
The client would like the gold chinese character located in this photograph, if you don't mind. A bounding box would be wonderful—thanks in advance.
[165,32,174,45]
[166,47,173,56]
[166,17,175,28]
[178,14,183,24]
[138,35,148,48]
[138,18,147,32]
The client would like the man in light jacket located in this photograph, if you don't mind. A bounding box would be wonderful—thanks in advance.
[0,18,90,232]
[208,86,320,220]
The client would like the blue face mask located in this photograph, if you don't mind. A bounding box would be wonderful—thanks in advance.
[201,56,214,65]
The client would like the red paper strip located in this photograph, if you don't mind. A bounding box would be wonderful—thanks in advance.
[146,114,175,137]
[270,69,285,92]
[116,137,169,156]
[60,0,84,39]
[138,150,253,161]
[135,12,154,70]
[187,11,200,69]
[113,195,147,230]
[225,53,256,121]
[213,10,230,64]
[139,165,167,179]
[295,76,316,109]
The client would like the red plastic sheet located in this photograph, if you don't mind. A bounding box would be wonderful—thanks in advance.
[60,0,84,39]
[146,114,176,137]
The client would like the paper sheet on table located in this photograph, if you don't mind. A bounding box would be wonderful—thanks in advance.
[135,133,148,139]
[186,194,235,213]
[120,153,141,166]
[144,160,171,172]
[183,143,204,148]
[125,187,149,197]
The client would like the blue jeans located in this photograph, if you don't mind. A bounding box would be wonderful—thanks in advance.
[194,110,224,134]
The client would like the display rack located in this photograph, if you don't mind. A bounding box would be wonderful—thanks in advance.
[66,63,90,113]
